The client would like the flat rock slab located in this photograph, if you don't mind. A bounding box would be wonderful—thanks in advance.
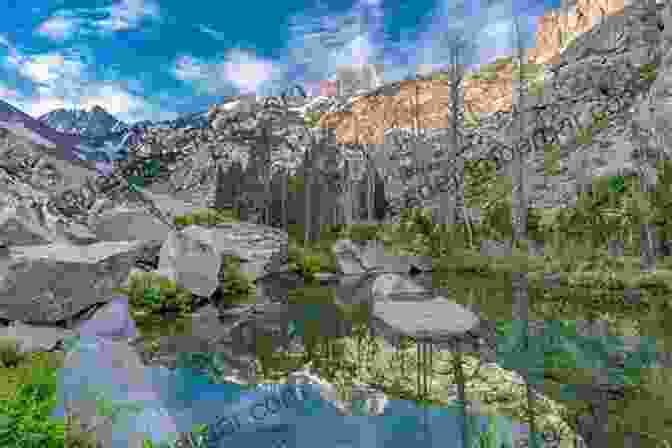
[0,240,147,324]
[332,239,366,275]
[92,208,176,243]
[359,241,413,274]
[370,273,433,301]
[0,321,75,353]
[0,205,58,246]
[372,296,479,342]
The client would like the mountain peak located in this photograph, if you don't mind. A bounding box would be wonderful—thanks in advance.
[90,105,107,113]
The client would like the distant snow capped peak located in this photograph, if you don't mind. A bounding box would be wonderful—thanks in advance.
[38,106,129,138]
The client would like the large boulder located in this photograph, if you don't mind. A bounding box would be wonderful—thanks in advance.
[0,320,75,353]
[0,240,147,324]
[0,205,62,246]
[157,222,289,298]
[370,273,433,302]
[90,188,202,243]
[331,239,367,275]
[372,295,480,342]
[358,240,433,274]
[91,206,175,243]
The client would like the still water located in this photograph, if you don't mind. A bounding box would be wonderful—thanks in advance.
[97,269,672,447]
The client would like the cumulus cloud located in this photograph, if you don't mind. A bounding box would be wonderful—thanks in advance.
[10,53,85,84]
[35,15,81,41]
[282,0,386,84]
[3,47,175,122]
[172,50,283,96]
[97,0,161,32]
[35,0,161,41]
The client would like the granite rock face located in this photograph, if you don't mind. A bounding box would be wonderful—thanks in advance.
[0,240,148,324]
[157,222,289,298]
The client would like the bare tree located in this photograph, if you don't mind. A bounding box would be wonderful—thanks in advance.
[512,16,528,247]
[280,165,288,230]
[440,34,470,232]
[511,14,539,448]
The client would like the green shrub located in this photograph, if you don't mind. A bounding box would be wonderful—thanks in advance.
[592,111,609,130]
[575,126,593,145]
[339,223,383,243]
[0,337,25,368]
[174,208,237,228]
[219,255,256,297]
[287,242,336,281]
[115,271,193,316]
[463,110,481,128]
[493,56,514,68]
[560,31,577,50]
[431,72,450,81]
[0,354,70,448]
[466,70,498,82]
[142,159,161,179]
[529,80,544,97]
[304,111,323,128]
[543,143,562,176]
[287,175,305,194]
[639,63,658,82]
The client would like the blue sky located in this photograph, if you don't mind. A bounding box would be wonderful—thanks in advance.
[0,0,561,124]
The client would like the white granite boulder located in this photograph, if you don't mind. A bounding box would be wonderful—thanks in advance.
[331,239,366,275]
[0,240,147,324]
[157,222,288,298]
[0,320,75,353]
[372,295,479,342]
[370,273,433,302]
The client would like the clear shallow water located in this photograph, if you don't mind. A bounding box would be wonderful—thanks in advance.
[53,354,526,448]
[53,270,672,448]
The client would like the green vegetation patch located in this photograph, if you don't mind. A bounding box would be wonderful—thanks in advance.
[543,143,562,176]
[113,271,194,318]
[304,110,323,128]
[638,62,658,83]
[463,110,481,128]
[173,207,238,228]
[559,31,577,51]
[219,254,256,299]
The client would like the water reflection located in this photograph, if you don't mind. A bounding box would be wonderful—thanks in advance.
[132,268,672,448]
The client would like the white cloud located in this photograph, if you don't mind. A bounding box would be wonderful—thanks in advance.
[282,0,386,85]
[3,47,175,122]
[97,0,161,32]
[222,50,281,94]
[333,35,376,67]
[35,0,161,41]
[11,53,85,84]
[172,50,283,95]
[198,25,227,41]
[0,35,9,47]
[35,15,81,41]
